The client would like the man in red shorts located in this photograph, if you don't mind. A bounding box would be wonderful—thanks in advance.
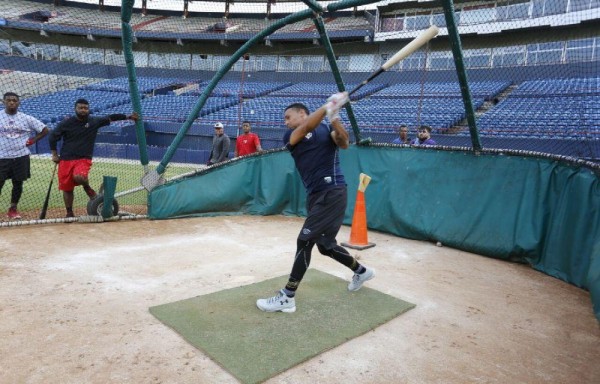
[234,121,262,157]
[48,98,137,218]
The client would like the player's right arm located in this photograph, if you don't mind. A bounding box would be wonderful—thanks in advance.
[289,106,327,146]
[48,121,64,163]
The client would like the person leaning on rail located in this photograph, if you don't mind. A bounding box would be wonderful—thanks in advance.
[48,98,138,218]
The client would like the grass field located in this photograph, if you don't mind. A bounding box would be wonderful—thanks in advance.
[0,157,197,219]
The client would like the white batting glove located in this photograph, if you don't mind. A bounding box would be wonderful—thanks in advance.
[325,92,349,122]
[325,102,340,122]
[327,91,349,106]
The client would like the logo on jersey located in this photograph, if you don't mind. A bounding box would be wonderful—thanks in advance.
[302,228,311,235]
[324,176,332,184]
[1,120,26,139]
[304,132,312,140]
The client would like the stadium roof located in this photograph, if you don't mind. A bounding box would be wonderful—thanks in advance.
[60,0,381,12]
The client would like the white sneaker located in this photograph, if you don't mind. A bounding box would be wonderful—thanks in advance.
[256,290,296,313]
[348,267,375,291]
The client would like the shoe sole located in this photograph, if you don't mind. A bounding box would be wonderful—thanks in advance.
[348,269,375,292]
[256,302,296,313]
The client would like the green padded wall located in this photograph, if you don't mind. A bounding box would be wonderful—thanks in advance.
[148,146,600,321]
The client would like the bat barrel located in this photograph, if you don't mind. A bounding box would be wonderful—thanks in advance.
[381,25,439,71]
[348,26,439,96]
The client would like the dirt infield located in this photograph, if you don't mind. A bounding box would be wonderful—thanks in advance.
[1,215,598,383]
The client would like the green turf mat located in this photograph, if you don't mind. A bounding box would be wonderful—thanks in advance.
[149,269,415,384]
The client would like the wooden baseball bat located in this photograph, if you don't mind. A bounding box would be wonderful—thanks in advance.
[349,25,440,96]
[39,163,57,220]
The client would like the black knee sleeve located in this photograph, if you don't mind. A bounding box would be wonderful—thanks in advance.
[318,244,358,270]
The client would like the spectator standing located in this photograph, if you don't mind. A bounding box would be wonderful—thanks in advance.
[48,98,137,218]
[411,125,436,146]
[234,121,262,157]
[0,92,49,219]
[392,124,411,144]
[256,92,375,313]
[208,122,230,165]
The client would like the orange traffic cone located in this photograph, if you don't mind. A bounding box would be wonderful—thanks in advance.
[342,173,375,250]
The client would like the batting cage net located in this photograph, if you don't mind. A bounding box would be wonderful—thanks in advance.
[0,0,599,224]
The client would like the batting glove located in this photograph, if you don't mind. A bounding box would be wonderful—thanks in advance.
[325,92,349,122]
[327,92,349,106]
[25,138,35,146]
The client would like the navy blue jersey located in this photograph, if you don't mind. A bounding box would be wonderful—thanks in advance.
[283,122,346,195]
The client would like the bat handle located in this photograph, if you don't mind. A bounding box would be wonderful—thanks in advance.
[349,67,384,96]
[349,81,367,96]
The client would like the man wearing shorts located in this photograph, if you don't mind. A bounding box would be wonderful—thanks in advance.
[48,98,137,218]
[1,92,49,220]
[256,92,375,313]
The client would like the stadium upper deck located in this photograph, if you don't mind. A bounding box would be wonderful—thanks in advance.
[0,0,374,42]
[2,0,598,45]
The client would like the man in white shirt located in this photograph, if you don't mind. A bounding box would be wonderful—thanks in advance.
[0,92,48,219]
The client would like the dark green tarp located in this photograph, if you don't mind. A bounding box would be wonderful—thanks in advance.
[149,146,600,321]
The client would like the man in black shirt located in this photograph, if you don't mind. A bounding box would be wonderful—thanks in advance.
[48,98,137,218]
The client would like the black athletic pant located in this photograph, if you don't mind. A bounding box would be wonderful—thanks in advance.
[285,186,360,292]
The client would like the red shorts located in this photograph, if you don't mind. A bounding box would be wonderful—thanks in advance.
[58,159,93,192]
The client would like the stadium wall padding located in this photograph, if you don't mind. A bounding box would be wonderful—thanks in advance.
[148,146,600,321]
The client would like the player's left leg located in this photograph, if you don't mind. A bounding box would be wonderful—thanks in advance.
[316,243,375,291]
[312,187,374,291]
[72,159,96,199]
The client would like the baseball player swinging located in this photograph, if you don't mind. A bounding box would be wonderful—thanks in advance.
[256,92,375,313]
